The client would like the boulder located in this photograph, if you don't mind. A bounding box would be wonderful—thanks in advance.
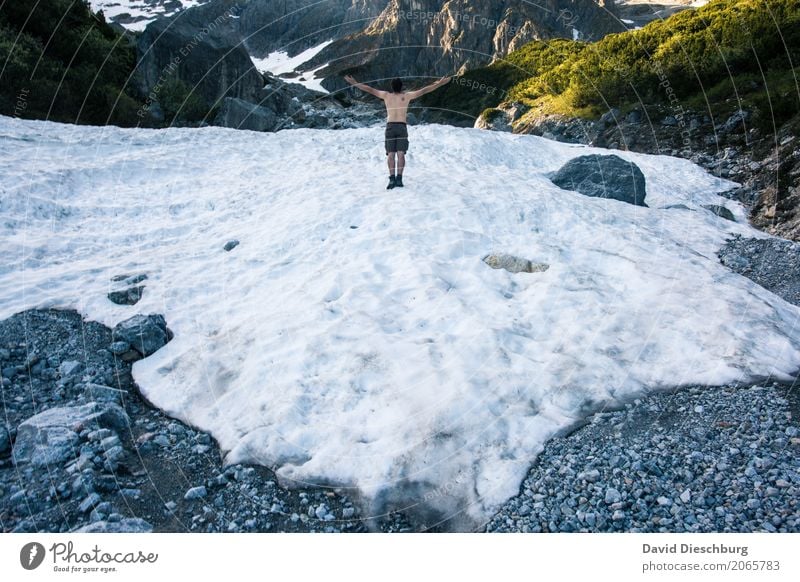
[550,154,648,207]
[213,98,278,132]
[702,204,736,222]
[13,403,129,467]
[112,314,171,358]
[72,518,153,533]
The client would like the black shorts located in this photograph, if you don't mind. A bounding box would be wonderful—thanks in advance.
[385,122,408,154]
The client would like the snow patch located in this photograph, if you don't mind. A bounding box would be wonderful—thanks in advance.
[251,41,334,94]
[1,116,798,529]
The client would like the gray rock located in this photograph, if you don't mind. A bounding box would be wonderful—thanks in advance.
[483,254,549,274]
[578,469,601,482]
[224,239,240,252]
[59,360,83,378]
[605,487,621,504]
[0,425,9,456]
[108,286,145,306]
[550,154,648,207]
[475,108,512,132]
[84,383,126,405]
[702,205,736,222]
[72,518,153,533]
[79,492,102,513]
[214,98,278,132]
[109,341,130,356]
[13,402,129,466]
[599,108,621,127]
[112,314,171,357]
[184,486,208,500]
[625,109,642,124]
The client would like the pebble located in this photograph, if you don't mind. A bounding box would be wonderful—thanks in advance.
[486,384,799,533]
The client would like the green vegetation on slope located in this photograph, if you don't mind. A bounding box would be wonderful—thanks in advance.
[0,0,144,126]
[422,0,800,130]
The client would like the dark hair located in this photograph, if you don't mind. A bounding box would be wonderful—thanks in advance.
[391,78,403,93]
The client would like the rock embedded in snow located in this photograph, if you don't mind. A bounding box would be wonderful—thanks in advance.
[214,98,278,132]
[702,204,736,222]
[112,314,171,358]
[550,154,648,206]
[108,286,144,305]
[224,239,240,252]
[483,254,549,274]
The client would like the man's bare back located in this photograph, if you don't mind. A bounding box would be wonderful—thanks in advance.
[343,75,451,123]
[343,75,451,189]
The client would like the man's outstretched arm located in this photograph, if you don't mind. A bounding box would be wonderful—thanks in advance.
[344,74,386,98]
[406,76,451,100]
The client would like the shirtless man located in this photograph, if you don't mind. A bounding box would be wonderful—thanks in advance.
[344,75,451,189]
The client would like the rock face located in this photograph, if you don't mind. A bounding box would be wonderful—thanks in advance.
[112,314,172,358]
[550,154,648,207]
[238,0,388,57]
[308,0,625,91]
[134,0,263,107]
[13,403,129,467]
[134,0,625,116]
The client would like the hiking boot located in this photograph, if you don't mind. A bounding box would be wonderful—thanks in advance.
[387,175,396,190]
[395,174,404,187]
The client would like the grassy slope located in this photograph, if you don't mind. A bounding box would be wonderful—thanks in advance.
[421,0,800,131]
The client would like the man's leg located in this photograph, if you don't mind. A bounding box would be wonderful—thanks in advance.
[396,151,406,176]
[387,152,396,175]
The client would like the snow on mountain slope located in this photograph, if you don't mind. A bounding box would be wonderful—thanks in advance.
[89,1,212,31]
[1,116,799,529]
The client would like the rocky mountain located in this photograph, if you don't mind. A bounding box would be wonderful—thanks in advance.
[133,0,627,119]
[304,0,627,91]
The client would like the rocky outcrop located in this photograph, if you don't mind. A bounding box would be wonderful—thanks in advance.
[212,73,383,131]
[550,154,648,207]
[214,98,279,132]
[134,1,263,108]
